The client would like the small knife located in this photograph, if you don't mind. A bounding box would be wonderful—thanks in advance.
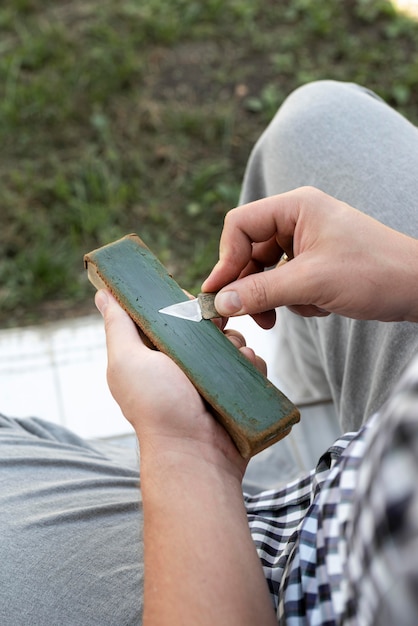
[159,293,219,322]
[159,254,290,322]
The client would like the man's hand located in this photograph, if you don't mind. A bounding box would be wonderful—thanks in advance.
[202,186,418,327]
[95,289,277,626]
[95,289,265,475]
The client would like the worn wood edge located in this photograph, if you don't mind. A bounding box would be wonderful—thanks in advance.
[84,234,301,458]
[84,238,157,351]
[213,405,300,458]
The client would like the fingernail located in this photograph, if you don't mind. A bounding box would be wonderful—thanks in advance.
[95,290,109,316]
[215,291,242,315]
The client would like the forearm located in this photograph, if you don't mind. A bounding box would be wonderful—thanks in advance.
[140,438,276,626]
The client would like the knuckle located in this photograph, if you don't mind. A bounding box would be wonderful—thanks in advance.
[223,207,238,229]
[300,184,321,198]
[248,275,269,310]
[298,185,326,210]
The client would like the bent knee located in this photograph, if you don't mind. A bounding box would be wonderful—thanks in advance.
[258,80,378,165]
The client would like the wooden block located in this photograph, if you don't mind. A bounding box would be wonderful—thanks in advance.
[84,234,300,458]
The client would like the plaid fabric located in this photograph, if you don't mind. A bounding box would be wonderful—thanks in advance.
[245,355,418,625]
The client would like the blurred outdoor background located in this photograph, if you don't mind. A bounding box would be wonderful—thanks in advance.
[1,0,418,328]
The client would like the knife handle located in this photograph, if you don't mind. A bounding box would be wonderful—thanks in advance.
[197,293,218,319]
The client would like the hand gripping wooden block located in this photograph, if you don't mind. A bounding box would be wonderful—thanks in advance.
[84,234,300,458]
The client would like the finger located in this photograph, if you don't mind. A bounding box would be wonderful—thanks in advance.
[224,328,246,349]
[251,236,285,268]
[250,310,276,330]
[211,315,229,331]
[202,192,300,292]
[214,255,321,317]
[95,290,146,361]
[235,239,284,279]
[254,354,268,376]
[225,329,268,374]
[239,346,267,376]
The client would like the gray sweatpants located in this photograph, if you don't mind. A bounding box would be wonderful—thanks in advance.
[0,415,143,625]
[1,81,418,623]
[240,80,418,432]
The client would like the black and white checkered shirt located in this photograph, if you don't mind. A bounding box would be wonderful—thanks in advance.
[245,354,418,625]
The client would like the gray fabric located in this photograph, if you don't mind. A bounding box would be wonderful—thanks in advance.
[240,80,418,432]
[0,415,143,625]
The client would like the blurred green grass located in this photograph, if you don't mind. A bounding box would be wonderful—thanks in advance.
[1,0,418,326]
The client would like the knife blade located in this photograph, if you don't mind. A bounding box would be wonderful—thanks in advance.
[159,292,219,322]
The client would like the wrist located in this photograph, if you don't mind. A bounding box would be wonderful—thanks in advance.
[395,235,418,323]
[138,427,247,487]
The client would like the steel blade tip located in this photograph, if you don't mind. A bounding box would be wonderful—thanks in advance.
[158,299,202,322]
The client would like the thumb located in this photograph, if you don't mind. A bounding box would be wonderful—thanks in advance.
[214,270,282,317]
[95,289,144,361]
[213,258,318,317]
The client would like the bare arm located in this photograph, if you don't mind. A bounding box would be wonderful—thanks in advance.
[202,187,418,327]
[96,290,276,626]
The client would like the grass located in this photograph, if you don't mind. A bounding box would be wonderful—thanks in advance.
[1,0,418,326]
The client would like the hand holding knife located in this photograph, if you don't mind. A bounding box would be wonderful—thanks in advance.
[159,253,289,323]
